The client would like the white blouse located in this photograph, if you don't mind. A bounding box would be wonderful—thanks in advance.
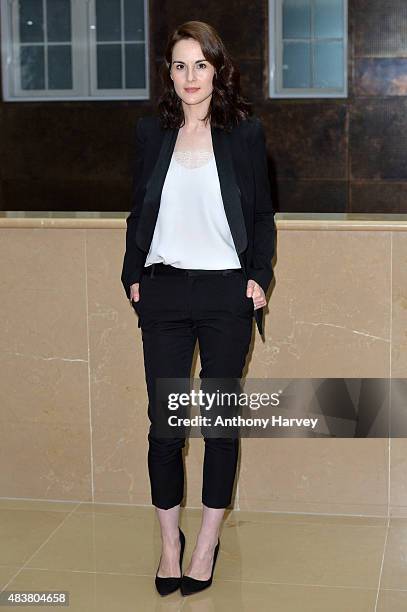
[144,150,241,270]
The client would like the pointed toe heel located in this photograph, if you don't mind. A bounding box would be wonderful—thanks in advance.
[180,538,220,596]
[155,527,185,597]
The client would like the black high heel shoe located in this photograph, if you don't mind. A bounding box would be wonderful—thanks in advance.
[155,527,185,597]
[180,538,220,596]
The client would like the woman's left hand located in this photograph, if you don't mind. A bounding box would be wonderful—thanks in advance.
[246,279,267,310]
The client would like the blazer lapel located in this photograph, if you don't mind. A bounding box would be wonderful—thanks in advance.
[135,127,179,252]
[135,123,247,255]
[211,125,247,254]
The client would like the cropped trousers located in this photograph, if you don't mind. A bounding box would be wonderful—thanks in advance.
[132,262,253,510]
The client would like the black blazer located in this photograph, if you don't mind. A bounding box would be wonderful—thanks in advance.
[121,115,275,337]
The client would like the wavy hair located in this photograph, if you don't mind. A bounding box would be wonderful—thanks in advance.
[156,21,253,131]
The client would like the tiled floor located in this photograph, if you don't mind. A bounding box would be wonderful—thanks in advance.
[0,499,405,611]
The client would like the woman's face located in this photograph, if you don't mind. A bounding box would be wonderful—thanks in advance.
[170,38,216,108]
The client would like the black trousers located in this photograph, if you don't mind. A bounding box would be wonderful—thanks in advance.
[132,263,253,510]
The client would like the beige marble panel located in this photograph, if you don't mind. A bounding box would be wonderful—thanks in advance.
[0,225,402,514]
[0,499,79,512]
[387,235,407,517]
[0,355,89,425]
[239,230,391,514]
[239,438,388,515]
[390,440,407,515]
[0,229,88,358]
[86,229,150,505]
[0,229,92,500]
[0,421,92,500]
[392,232,407,378]
[0,356,91,499]
[253,230,391,378]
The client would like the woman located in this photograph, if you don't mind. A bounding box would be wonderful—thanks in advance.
[121,21,275,597]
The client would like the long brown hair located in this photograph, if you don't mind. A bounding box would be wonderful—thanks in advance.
[156,21,253,131]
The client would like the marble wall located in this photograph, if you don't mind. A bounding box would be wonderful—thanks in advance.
[1,217,406,516]
[2,1,407,213]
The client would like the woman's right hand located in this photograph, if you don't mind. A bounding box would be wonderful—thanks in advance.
[130,282,140,303]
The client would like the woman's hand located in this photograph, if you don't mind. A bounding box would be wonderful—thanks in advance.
[129,282,140,304]
[246,279,267,310]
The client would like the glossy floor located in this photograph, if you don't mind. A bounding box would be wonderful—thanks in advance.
[0,499,405,611]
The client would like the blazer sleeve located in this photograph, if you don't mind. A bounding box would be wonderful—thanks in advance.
[247,118,276,295]
[121,117,147,299]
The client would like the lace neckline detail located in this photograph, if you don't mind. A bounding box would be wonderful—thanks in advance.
[173,149,214,169]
